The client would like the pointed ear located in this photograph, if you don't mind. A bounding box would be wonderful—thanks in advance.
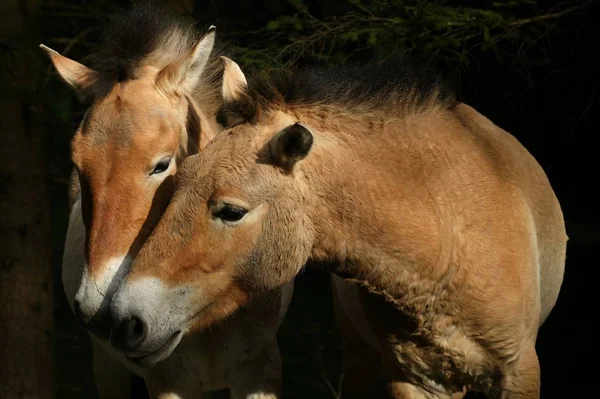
[220,56,247,102]
[186,100,215,153]
[39,44,96,96]
[269,123,314,170]
[156,26,216,95]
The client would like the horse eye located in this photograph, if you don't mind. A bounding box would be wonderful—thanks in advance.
[150,157,172,175]
[214,204,248,222]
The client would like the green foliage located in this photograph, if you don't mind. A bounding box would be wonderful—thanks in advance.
[230,0,590,75]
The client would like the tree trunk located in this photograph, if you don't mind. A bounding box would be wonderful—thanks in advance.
[0,1,53,398]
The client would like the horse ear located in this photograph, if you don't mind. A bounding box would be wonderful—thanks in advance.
[269,123,314,170]
[39,44,96,97]
[156,26,216,95]
[186,101,215,153]
[220,56,247,102]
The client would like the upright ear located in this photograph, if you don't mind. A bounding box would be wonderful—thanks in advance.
[39,44,96,97]
[186,100,215,153]
[269,123,314,171]
[220,56,247,102]
[156,26,216,95]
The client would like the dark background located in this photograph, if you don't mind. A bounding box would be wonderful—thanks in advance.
[1,0,597,398]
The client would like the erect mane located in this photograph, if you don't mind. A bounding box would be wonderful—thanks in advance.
[82,2,224,101]
[217,54,456,127]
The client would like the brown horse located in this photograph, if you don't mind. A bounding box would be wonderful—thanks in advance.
[42,5,291,398]
[115,54,567,398]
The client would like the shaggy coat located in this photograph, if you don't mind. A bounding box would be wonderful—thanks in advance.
[121,54,566,399]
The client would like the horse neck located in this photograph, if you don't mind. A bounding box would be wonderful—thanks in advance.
[300,108,448,295]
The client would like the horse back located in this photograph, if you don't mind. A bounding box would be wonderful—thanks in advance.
[451,103,567,326]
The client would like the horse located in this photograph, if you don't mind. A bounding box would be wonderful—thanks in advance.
[113,54,567,399]
[41,5,292,398]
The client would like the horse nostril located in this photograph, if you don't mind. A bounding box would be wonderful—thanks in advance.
[112,316,149,351]
[127,317,146,344]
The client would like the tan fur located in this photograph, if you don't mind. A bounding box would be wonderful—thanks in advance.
[45,29,292,398]
[126,60,566,398]
[221,57,248,102]
[135,23,225,137]
[63,197,293,398]
[39,44,97,95]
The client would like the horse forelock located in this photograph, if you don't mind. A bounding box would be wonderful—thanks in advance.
[80,2,224,103]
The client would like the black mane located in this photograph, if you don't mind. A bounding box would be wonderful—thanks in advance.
[82,2,215,100]
[218,54,456,127]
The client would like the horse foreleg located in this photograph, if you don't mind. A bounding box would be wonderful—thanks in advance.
[91,340,134,399]
[386,380,467,399]
[497,344,540,399]
[229,340,282,399]
[332,277,389,399]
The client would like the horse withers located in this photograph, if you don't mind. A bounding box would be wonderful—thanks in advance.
[41,5,292,398]
[115,55,567,398]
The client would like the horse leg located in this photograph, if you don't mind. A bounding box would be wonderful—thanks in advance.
[332,278,389,399]
[387,381,436,399]
[147,390,214,399]
[91,340,134,399]
[386,380,466,399]
[229,340,282,399]
[148,391,210,399]
[144,372,210,399]
[497,344,540,399]
[383,358,466,399]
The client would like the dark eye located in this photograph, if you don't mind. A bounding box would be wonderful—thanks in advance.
[150,157,172,175]
[214,204,248,222]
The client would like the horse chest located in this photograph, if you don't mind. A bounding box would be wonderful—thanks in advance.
[386,323,495,394]
[335,277,500,394]
[140,333,235,393]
